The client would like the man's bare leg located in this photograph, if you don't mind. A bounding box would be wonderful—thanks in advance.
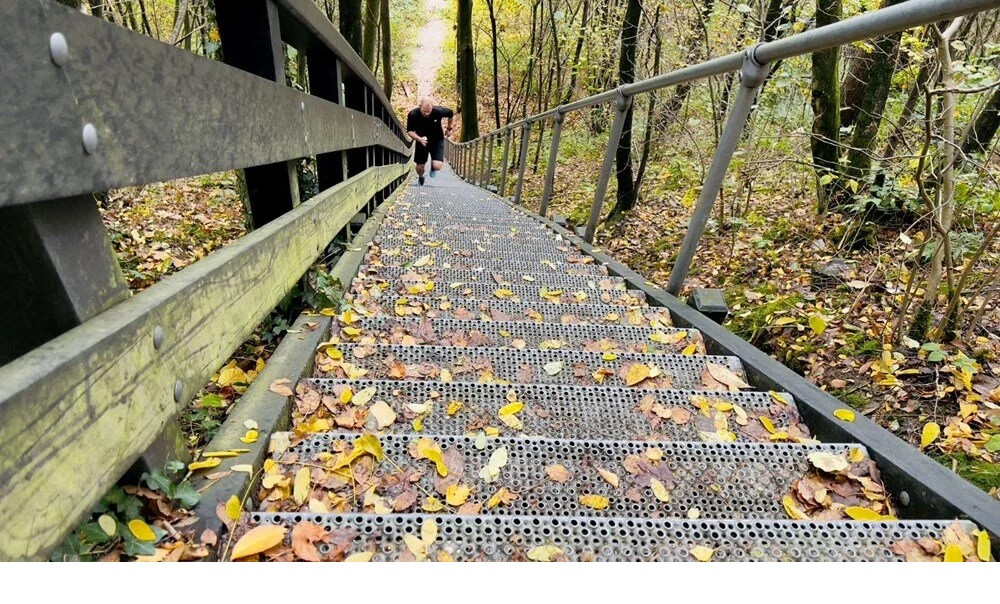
[416,162,426,185]
[429,160,444,178]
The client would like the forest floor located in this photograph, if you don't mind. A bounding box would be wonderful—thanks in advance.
[518,152,1000,499]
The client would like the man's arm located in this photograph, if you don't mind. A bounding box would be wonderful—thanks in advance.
[407,130,428,146]
[439,107,455,137]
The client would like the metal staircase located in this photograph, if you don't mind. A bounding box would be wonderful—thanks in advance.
[238,168,981,562]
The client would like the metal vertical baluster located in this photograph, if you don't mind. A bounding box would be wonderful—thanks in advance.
[484,133,495,189]
[666,46,769,295]
[499,128,513,197]
[539,109,565,217]
[478,135,489,187]
[513,122,533,204]
[583,90,632,242]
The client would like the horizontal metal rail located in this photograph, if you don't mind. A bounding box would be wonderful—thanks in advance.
[448,0,1000,293]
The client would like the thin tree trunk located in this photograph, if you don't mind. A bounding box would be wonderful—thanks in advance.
[608,0,641,218]
[487,0,502,128]
[635,7,661,194]
[380,0,393,98]
[563,0,591,104]
[811,0,842,212]
[340,0,364,56]
[458,0,479,140]
[169,0,190,46]
[363,0,379,69]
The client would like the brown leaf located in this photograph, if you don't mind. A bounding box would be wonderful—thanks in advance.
[199,528,218,547]
[546,464,573,483]
[269,378,295,397]
[392,490,418,512]
[291,522,327,562]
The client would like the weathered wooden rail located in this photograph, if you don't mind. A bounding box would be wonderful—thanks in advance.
[0,0,409,560]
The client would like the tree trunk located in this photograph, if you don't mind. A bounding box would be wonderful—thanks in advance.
[457,0,479,140]
[362,0,379,70]
[609,0,641,218]
[662,0,714,123]
[340,0,363,56]
[487,0,502,128]
[634,7,661,194]
[169,0,191,46]
[811,0,842,212]
[563,0,591,104]
[380,0,393,98]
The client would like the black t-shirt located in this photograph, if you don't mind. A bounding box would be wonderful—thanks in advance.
[406,106,454,142]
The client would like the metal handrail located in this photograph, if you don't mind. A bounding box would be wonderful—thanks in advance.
[447,0,1000,295]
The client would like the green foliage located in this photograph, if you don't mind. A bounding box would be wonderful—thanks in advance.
[51,460,196,561]
[935,453,1000,492]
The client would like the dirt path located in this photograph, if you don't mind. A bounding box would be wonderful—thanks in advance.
[411,0,447,100]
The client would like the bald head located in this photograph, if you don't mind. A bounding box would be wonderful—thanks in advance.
[419,97,434,116]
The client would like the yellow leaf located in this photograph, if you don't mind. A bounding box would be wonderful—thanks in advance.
[773,316,797,326]
[625,363,651,386]
[293,467,310,505]
[920,422,941,449]
[447,401,463,415]
[487,487,514,508]
[650,478,670,503]
[445,484,471,506]
[944,543,964,562]
[808,451,850,473]
[343,326,362,337]
[217,365,248,387]
[579,494,609,510]
[369,401,397,429]
[645,447,664,461]
[782,495,809,520]
[98,515,117,537]
[759,417,776,434]
[440,368,454,382]
[422,496,445,512]
[844,506,882,521]
[231,525,287,560]
[345,551,375,562]
[403,534,428,560]
[499,401,524,416]
[340,388,354,404]
[602,352,618,361]
[596,467,620,488]
[352,386,378,406]
[849,448,865,463]
[128,519,156,542]
[479,446,508,483]
[421,517,438,547]
[682,343,698,356]
[225,495,242,521]
[833,408,856,422]
[690,545,716,562]
[499,414,523,430]
[308,498,329,513]
[413,254,431,267]
[527,545,564,562]
[977,531,992,562]
[239,429,259,444]
[188,457,222,471]
[809,314,827,336]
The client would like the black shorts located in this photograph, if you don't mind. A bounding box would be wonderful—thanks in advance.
[414,138,445,164]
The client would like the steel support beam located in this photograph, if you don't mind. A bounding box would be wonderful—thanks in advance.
[583,91,632,243]
[665,50,769,295]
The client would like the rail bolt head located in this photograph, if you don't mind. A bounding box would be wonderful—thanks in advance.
[49,33,69,66]
[153,326,165,350]
[82,123,98,154]
[899,491,910,506]
[173,380,184,403]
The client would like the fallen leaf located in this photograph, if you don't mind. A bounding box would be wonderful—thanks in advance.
[807,451,849,474]
[944,543,964,562]
[579,494,609,510]
[705,363,749,391]
[352,386,378,407]
[225,495,241,521]
[527,545,564,562]
[445,484,471,506]
[650,478,670,502]
[833,408,856,422]
[479,446,509,483]
[293,467,310,505]
[546,464,573,483]
[595,467,620,488]
[231,525,287,560]
[977,531,992,562]
[268,379,294,397]
[98,515,117,537]
[369,401,397,429]
[690,545,715,562]
[543,361,564,376]
[128,519,155,542]
[920,422,941,449]
[345,551,375,562]
[291,522,325,562]
[625,363,651,386]
[188,457,222,471]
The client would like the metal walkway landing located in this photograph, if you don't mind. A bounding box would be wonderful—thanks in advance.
[243,167,980,561]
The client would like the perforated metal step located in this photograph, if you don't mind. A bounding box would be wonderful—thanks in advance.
[265,434,859,520]
[345,317,703,355]
[353,281,647,307]
[240,513,971,561]
[368,296,672,326]
[355,266,629,291]
[372,235,574,255]
[364,251,606,274]
[366,246,597,269]
[314,344,743,390]
[304,379,805,442]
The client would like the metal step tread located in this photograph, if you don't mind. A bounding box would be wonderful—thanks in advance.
[237,513,972,562]
[353,280,647,307]
[263,434,872,521]
[366,246,598,268]
[367,296,673,327]
[301,379,805,442]
[355,266,630,291]
[314,343,744,390]
[344,316,703,355]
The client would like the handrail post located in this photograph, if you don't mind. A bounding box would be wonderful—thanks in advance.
[484,133,495,189]
[513,122,533,203]
[583,89,632,242]
[472,139,481,184]
[499,128,513,196]
[539,109,565,217]
[666,46,770,295]
[478,136,489,187]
